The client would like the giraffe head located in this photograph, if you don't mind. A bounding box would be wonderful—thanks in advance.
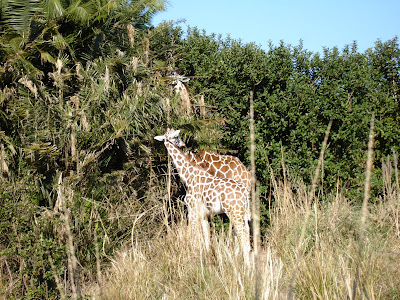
[167,70,192,116]
[154,128,186,147]
[168,70,190,85]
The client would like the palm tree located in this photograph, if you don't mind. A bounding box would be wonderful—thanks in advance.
[0,0,169,297]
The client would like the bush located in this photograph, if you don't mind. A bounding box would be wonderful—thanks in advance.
[176,31,400,199]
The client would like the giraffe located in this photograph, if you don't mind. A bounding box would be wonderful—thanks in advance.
[168,70,192,115]
[169,132,251,225]
[154,128,251,264]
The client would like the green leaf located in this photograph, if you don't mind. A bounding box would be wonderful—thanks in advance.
[2,0,42,38]
[67,0,95,26]
[45,0,64,19]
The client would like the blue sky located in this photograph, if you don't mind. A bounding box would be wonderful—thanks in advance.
[152,0,399,54]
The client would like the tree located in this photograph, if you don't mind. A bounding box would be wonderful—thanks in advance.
[0,0,167,297]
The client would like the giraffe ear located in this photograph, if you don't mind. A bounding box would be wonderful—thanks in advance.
[154,135,165,141]
[170,129,180,138]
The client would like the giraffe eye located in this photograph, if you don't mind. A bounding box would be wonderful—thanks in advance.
[173,136,185,147]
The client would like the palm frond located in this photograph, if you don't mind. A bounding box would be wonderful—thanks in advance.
[2,0,42,38]
[44,0,64,19]
[66,0,95,26]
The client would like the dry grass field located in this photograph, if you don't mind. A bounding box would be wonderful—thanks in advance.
[82,158,400,299]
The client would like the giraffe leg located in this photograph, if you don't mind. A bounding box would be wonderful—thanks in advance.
[201,218,210,251]
[187,213,210,250]
[187,208,198,239]
[185,194,198,238]
[241,229,251,266]
[186,193,211,251]
[230,215,251,266]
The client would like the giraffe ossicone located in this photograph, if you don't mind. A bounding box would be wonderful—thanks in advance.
[154,128,251,265]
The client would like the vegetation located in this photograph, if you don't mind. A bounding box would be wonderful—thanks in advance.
[176,29,400,196]
[0,0,399,298]
[85,159,400,299]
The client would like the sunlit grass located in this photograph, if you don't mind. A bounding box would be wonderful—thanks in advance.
[83,158,400,299]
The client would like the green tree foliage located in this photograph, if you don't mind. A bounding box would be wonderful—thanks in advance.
[176,29,399,198]
[0,0,169,297]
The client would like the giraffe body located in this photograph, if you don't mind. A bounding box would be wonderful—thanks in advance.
[169,134,251,222]
[188,150,251,223]
[189,150,251,192]
[155,129,250,264]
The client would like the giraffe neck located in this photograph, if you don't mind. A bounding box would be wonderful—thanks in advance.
[174,81,187,94]
[164,141,195,186]
[174,81,191,115]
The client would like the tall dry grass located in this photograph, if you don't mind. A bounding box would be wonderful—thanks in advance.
[82,156,400,299]
[85,220,283,299]
[270,172,400,299]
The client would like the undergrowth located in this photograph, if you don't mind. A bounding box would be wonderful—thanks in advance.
[83,159,400,299]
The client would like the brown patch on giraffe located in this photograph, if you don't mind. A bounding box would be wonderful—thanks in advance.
[225,187,233,194]
[205,177,213,184]
[229,160,238,169]
[220,165,229,173]
[210,153,221,162]
[199,161,209,169]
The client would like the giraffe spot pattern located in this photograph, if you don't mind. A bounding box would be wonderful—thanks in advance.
[157,129,251,265]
